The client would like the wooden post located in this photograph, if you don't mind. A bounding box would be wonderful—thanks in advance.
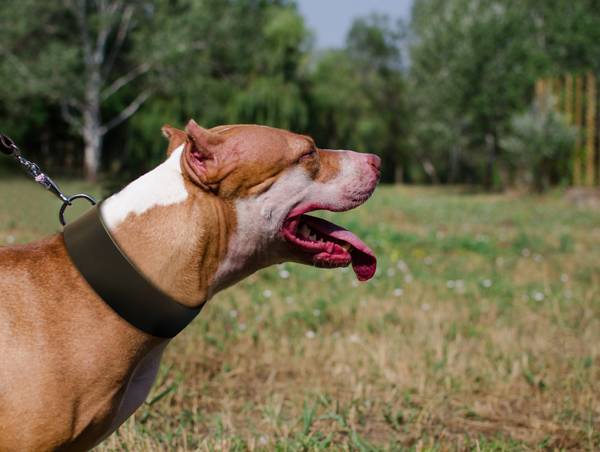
[535,79,545,101]
[565,74,573,123]
[574,74,584,186]
[585,72,596,187]
[554,76,562,110]
[564,75,577,186]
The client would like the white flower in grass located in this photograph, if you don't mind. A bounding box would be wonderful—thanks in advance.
[396,260,408,272]
[259,436,267,445]
[263,290,272,298]
[393,288,403,297]
[359,299,367,307]
[533,292,544,301]
[404,274,413,283]
[305,330,315,339]
[229,310,238,318]
[276,264,285,270]
[533,253,543,263]
[455,280,464,288]
[285,296,294,304]
[422,303,430,311]
[255,315,262,323]
[564,290,573,299]
[446,280,455,289]
[482,279,492,288]
[496,257,504,266]
[332,331,340,338]
[349,334,359,343]
[279,270,290,279]
[522,248,530,257]
[521,295,529,302]
[351,280,360,288]
[561,274,569,283]
[238,323,247,331]
[340,267,349,273]
[6,236,14,244]
[424,256,433,265]
[387,268,395,276]
[313,309,321,316]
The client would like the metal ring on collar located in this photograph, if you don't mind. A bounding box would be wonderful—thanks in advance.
[60,194,97,226]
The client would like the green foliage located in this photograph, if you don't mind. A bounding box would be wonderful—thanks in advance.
[501,98,578,190]
[408,0,600,187]
[308,14,409,183]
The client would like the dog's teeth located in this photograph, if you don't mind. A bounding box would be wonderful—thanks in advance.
[318,238,324,244]
[298,224,310,238]
[309,234,317,241]
[340,242,352,252]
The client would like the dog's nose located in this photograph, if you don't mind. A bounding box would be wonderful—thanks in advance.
[368,154,381,171]
[366,154,381,181]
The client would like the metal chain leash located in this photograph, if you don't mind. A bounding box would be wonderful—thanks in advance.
[1,132,96,226]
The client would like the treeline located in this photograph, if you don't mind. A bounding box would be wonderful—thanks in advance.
[0,0,598,189]
[409,0,600,189]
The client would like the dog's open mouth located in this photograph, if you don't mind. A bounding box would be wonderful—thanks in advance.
[282,213,376,281]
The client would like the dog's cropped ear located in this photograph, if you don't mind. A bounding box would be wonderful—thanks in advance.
[162,125,187,157]
[182,120,226,193]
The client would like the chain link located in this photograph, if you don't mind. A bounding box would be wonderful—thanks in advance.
[0,132,96,225]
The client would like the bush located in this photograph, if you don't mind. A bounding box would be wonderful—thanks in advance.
[501,97,577,191]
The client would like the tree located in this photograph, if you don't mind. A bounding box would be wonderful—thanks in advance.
[501,97,577,190]
[409,0,546,186]
[408,0,600,187]
[0,0,210,180]
[106,1,311,183]
[308,14,409,183]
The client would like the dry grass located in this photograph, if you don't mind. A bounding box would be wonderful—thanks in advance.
[1,179,599,451]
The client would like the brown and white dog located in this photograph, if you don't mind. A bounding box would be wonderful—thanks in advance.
[0,121,380,452]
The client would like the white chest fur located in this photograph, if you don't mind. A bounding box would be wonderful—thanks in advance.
[90,341,170,448]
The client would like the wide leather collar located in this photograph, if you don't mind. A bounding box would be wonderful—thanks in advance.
[63,201,203,338]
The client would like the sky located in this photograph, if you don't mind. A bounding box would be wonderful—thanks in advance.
[295,0,415,49]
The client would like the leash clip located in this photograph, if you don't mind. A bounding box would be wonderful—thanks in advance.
[1,132,97,226]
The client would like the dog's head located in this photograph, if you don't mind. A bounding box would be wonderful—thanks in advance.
[162,120,380,284]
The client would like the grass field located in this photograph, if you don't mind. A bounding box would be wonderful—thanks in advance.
[1,178,599,451]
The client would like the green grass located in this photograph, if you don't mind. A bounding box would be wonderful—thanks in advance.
[1,179,599,451]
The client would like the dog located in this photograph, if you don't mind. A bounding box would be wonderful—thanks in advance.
[0,121,380,451]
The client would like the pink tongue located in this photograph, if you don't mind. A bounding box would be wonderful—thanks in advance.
[301,214,377,281]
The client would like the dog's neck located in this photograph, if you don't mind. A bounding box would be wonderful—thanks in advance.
[100,146,235,308]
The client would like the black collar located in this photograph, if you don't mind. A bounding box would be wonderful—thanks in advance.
[63,201,204,338]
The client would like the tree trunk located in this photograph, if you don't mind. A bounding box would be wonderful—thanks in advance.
[483,133,495,190]
[448,145,460,184]
[416,150,440,185]
[82,116,103,180]
[394,165,403,184]
[82,71,103,181]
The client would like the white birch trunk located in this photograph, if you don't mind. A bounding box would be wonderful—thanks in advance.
[82,67,103,180]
